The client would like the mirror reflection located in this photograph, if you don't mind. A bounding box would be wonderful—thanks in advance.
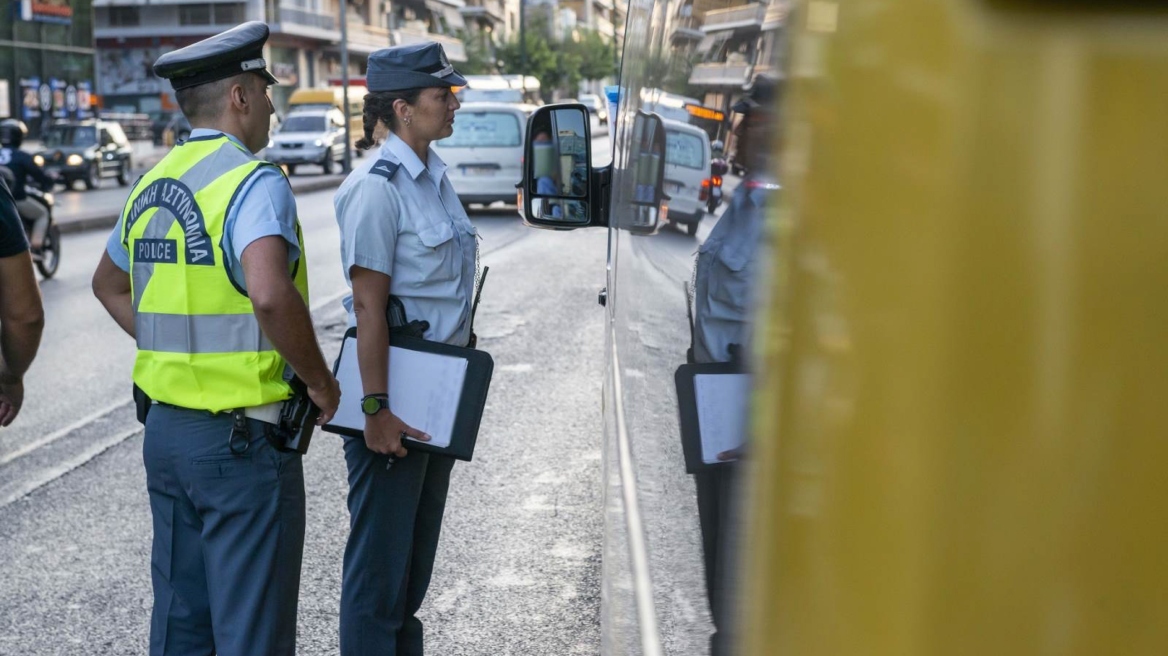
[530,197,588,223]
[630,111,666,207]
[530,107,590,199]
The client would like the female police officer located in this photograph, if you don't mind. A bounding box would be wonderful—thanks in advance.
[332,43,475,656]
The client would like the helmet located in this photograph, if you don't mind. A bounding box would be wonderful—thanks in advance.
[711,139,724,152]
[0,119,28,149]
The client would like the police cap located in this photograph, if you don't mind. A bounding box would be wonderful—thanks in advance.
[366,42,468,93]
[732,73,781,115]
[153,22,279,91]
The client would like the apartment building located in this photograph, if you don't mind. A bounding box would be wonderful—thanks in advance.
[685,0,784,112]
[93,0,469,116]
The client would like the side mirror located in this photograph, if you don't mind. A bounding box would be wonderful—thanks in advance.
[522,104,600,229]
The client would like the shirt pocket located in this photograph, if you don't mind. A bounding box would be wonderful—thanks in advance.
[705,241,753,320]
[406,220,458,283]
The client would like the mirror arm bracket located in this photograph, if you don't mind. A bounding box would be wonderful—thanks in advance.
[591,164,613,229]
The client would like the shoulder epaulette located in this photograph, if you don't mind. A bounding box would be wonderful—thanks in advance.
[370,159,400,181]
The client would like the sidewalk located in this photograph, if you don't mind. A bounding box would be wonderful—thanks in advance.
[57,164,346,234]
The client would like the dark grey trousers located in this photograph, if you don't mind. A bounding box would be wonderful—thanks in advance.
[339,436,455,656]
[144,404,306,656]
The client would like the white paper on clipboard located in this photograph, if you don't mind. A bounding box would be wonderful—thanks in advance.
[332,335,468,448]
[693,373,751,463]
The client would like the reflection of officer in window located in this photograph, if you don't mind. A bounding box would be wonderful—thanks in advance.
[90,23,341,655]
[689,73,780,656]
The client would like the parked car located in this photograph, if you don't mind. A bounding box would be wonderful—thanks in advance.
[265,108,347,174]
[435,102,535,207]
[34,119,133,190]
[577,93,609,125]
[661,118,713,236]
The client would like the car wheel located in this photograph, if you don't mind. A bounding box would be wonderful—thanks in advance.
[286,164,297,176]
[686,220,699,237]
[117,161,130,186]
[84,162,100,190]
[321,154,334,174]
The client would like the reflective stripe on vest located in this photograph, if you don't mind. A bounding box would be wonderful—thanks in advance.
[135,312,276,354]
[123,135,309,413]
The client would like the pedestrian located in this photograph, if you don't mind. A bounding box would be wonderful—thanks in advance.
[0,176,44,427]
[332,42,476,656]
[689,73,781,656]
[90,22,340,656]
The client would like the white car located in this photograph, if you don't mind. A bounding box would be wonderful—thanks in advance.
[661,118,713,236]
[266,109,347,175]
[436,102,535,207]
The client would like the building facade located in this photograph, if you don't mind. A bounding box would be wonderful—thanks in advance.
[92,0,469,117]
[2,0,98,137]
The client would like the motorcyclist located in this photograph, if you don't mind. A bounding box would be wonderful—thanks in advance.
[0,119,54,251]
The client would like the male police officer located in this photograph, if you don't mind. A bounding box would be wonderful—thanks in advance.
[91,22,340,655]
[0,119,54,251]
[0,176,44,427]
[690,73,781,656]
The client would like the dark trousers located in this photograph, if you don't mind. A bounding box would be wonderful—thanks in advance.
[339,436,455,656]
[143,405,306,656]
[694,464,739,656]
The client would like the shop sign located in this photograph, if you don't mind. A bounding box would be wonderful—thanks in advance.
[51,79,69,119]
[76,81,94,119]
[19,0,74,24]
[21,78,42,122]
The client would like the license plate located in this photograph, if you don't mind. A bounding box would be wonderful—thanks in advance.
[669,182,685,193]
[462,166,496,177]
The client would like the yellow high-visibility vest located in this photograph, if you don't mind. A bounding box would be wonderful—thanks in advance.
[122,134,308,413]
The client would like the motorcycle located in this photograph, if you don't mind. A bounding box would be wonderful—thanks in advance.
[707,157,729,214]
[1,166,60,279]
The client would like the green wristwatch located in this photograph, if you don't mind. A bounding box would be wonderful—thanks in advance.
[361,394,390,416]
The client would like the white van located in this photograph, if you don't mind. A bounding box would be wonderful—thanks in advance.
[436,102,534,207]
[661,118,712,236]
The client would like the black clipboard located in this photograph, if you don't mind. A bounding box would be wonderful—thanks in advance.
[322,327,494,461]
[674,362,749,473]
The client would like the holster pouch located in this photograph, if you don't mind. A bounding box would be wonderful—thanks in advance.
[133,384,152,425]
[264,375,320,454]
[387,294,429,338]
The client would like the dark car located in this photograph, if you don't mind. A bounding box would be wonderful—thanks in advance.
[34,120,133,190]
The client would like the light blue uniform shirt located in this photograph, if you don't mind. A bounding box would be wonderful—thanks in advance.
[106,129,301,288]
[692,179,776,364]
[335,133,478,346]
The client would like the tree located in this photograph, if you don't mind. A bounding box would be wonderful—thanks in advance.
[496,18,617,98]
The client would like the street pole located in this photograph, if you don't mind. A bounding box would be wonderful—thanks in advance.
[339,0,353,173]
[519,0,526,75]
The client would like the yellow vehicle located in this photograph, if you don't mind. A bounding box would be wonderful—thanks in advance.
[519,0,1168,654]
[286,87,364,151]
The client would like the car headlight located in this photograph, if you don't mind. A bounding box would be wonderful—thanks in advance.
[66,154,84,166]
[33,155,44,167]
[314,139,324,147]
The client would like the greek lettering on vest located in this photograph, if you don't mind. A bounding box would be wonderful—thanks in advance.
[126,178,214,266]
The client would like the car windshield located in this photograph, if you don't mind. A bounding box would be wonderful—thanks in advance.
[665,130,705,170]
[436,111,522,148]
[280,115,327,133]
[42,125,97,148]
[579,95,601,108]
[459,89,524,104]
